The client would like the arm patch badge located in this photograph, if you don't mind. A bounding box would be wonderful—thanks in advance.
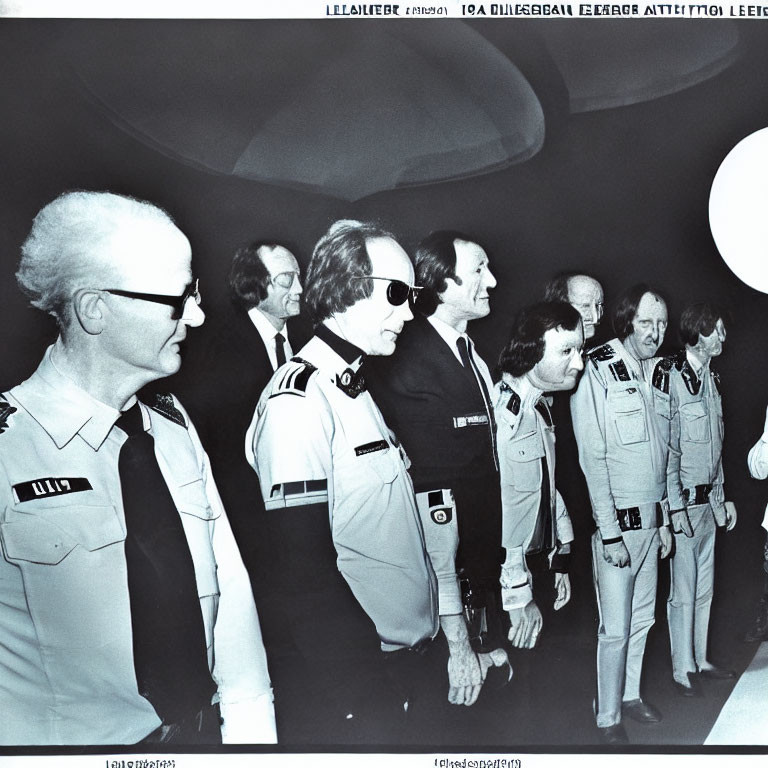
[0,397,16,435]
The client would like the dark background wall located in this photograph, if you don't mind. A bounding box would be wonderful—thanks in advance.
[2,17,768,676]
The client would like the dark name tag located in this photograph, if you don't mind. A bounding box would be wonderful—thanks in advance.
[355,440,388,456]
[13,477,93,503]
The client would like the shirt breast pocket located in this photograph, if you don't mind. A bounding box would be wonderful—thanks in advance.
[610,388,649,445]
[358,447,400,486]
[503,431,543,492]
[680,401,710,443]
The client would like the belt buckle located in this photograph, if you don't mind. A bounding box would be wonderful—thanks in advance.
[629,508,642,530]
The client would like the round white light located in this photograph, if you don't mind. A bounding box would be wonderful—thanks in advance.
[709,127,768,294]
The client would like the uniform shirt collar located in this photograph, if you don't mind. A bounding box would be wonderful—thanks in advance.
[685,348,707,376]
[248,306,288,348]
[315,323,365,368]
[10,344,124,451]
[503,372,545,410]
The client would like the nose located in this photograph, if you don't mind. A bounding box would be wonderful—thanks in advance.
[182,297,205,327]
[293,274,303,295]
[485,268,497,289]
[572,350,584,371]
[582,306,595,323]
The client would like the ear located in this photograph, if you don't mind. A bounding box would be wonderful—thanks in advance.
[71,288,106,336]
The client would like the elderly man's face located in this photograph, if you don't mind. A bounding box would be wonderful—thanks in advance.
[567,275,604,340]
[527,324,585,392]
[624,292,667,360]
[258,245,302,322]
[100,220,204,380]
[338,236,415,356]
[439,240,497,325]
[697,317,726,359]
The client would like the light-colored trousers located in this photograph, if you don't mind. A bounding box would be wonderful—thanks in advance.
[592,528,660,728]
[668,503,716,684]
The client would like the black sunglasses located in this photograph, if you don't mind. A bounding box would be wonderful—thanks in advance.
[102,278,200,320]
[352,276,422,307]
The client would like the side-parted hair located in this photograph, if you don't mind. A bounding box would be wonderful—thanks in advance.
[17,190,177,328]
[543,271,600,303]
[679,302,724,347]
[228,241,282,310]
[612,283,666,341]
[303,219,396,324]
[498,301,582,378]
[414,230,479,317]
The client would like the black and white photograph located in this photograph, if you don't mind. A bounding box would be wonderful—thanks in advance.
[2,3,768,762]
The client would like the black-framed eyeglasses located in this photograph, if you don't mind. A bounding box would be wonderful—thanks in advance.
[351,276,422,307]
[271,271,301,289]
[101,278,200,320]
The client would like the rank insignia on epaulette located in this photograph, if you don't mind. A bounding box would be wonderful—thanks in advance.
[272,358,318,398]
[652,356,674,394]
[589,343,616,362]
[506,389,521,416]
[680,360,701,396]
[609,360,631,382]
[0,397,17,435]
[147,393,187,429]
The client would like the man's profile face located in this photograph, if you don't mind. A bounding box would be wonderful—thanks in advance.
[337,236,415,356]
[258,245,302,322]
[697,317,726,359]
[567,275,604,340]
[439,240,497,324]
[527,324,585,392]
[100,219,204,380]
[624,292,667,360]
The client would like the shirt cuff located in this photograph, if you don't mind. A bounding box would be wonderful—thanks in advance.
[219,691,277,744]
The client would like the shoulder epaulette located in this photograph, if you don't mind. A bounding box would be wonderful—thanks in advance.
[0,396,17,435]
[608,359,631,382]
[588,343,616,362]
[673,352,702,396]
[652,356,674,394]
[271,358,318,398]
[146,393,187,429]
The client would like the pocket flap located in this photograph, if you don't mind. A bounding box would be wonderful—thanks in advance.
[681,401,707,420]
[506,430,544,463]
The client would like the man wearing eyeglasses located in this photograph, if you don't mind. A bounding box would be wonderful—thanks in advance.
[368,231,510,719]
[246,219,439,744]
[0,191,275,745]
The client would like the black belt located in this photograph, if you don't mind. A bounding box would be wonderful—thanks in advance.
[683,484,712,506]
[616,503,662,532]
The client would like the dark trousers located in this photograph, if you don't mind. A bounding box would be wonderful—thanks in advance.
[139,703,222,745]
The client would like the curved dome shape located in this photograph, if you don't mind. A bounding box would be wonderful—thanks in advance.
[541,21,740,113]
[64,21,544,200]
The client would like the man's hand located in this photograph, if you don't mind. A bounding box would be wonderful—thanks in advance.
[603,539,630,567]
[554,572,571,611]
[659,525,673,558]
[507,601,543,648]
[671,509,694,537]
[725,501,738,531]
[441,614,483,706]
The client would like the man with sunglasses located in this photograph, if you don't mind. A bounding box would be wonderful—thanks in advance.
[246,219,439,744]
[0,191,275,745]
[368,231,509,722]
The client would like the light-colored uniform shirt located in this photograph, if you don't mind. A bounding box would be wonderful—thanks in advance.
[246,333,439,651]
[570,338,671,540]
[248,307,293,372]
[0,348,276,745]
[666,350,726,523]
[493,374,574,609]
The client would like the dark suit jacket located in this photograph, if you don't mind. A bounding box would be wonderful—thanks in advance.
[367,316,502,587]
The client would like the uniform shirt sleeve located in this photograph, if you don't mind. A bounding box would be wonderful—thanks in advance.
[666,372,686,512]
[570,361,622,540]
[500,547,533,610]
[555,489,574,546]
[415,490,462,616]
[748,436,768,480]
[183,402,277,744]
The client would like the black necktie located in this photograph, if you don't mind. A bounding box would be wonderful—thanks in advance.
[456,336,499,471]
[274,332,287,368]
[116,403,216,724]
